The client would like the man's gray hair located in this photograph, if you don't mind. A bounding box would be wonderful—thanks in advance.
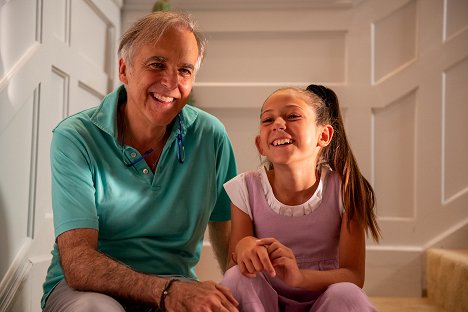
[118,11,206,72]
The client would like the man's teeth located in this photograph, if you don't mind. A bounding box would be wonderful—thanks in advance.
[272,139,293,146]
[153,93,174,102]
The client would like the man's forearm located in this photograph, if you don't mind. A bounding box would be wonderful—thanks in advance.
[62,245,165,305]
[58,228,166,306]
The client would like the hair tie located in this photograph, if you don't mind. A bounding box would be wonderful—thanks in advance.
[306,84,338,119]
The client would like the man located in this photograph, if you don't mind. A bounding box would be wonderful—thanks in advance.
[42,11,238,312]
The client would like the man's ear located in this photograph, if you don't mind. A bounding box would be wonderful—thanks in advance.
[255,135,265,156]
[118,58,129,84]
[318,125,334,147]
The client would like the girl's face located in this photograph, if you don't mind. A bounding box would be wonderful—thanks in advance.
[256,90,331,167]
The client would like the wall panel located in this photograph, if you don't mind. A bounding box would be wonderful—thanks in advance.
[442,57,468,203]
[0,87,38,276]
[443,0,468,41]
[372,90,417,219]
[0,0,39,76]
[372,0,418,83]
[198,31,346,84]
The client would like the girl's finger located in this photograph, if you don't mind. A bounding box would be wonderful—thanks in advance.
[256,238,276,246]
[259,245,276,276]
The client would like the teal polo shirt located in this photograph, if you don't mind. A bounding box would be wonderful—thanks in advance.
[41,86,237,308]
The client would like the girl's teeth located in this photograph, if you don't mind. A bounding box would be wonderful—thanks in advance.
[273,139,292,146]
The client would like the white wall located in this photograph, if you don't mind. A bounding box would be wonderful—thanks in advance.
[1,0,467,310]
[124,0,468,297]
[0,0,122,311]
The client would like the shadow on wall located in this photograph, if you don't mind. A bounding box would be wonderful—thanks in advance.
[0,189,11,284]
[0,1,4,78]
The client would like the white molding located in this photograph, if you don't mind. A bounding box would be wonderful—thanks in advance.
[123,0,363,11]
[0,43,40,92]
[367,245,422,252]
[27,85,42,239]
[111,0,124,8]
[0,239,33,312]
[423,218,468,249]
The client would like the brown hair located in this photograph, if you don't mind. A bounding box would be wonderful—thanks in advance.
[305,84,381,241]
[118,11,206,71]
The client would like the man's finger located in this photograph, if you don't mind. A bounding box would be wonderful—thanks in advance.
[215,284,239,306]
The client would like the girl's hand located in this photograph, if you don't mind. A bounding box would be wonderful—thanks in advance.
[256,238,304,288]
[234,236,276,277]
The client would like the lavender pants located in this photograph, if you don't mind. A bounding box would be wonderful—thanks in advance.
[221,266,377,312]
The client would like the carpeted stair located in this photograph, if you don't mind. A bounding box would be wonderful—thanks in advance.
[426,249,468,312]
[371,248,468,311]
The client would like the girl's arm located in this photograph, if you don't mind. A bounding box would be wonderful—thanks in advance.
[261,211,366,291]
[227,203,275,277]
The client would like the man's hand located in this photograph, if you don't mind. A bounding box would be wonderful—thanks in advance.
[165,280,238,312]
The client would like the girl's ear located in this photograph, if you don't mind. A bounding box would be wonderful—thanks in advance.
[255,135,265,156]
[118,58,129,84]
[318,125,334,147]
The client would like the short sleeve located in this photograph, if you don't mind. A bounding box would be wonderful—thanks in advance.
[223,173,253,219]
[50,130,99,237]
[210,122,238,222]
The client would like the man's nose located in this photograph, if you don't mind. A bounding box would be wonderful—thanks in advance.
[161,70,178,90]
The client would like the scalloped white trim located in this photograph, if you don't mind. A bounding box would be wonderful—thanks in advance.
[258,166,330,217]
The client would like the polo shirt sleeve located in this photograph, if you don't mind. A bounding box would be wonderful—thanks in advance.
[50,129,99,238]
[210,128,237,222]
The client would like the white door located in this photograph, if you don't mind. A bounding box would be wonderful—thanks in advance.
[0,0,121,311]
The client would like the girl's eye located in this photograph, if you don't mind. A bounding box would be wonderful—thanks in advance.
[261,117,273,124]
[288,114,301,120]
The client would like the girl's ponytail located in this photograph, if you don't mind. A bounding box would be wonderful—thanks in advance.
[307,85,381,242]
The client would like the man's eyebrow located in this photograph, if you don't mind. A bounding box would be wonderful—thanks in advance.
[144,56,195,70]
[144,56,167,63]
[181,63,195,70]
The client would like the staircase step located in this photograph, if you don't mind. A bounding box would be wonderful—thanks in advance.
[370,297,445,312]
[426,249,468,312]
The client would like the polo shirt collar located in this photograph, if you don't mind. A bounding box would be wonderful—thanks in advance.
[90,85,198,143]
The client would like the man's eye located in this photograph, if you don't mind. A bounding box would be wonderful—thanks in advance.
[288,114,300,119]
[149,63,165,70]
[261,118,273,124]
[179,68,192,76]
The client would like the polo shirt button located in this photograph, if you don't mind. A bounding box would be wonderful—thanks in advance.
[142,168,149,174]
[131,152,137,158]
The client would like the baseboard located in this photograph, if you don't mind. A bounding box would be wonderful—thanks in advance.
[0,239,32,312]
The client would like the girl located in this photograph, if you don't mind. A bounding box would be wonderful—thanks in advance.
[221,85,380,311]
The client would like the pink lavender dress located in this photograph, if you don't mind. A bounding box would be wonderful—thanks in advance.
[221,167,377,312]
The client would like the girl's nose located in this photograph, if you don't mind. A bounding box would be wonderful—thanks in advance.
[272,117,286,131]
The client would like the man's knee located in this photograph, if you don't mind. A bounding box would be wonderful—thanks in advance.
[68,293,125,312]
[44,281,125,312]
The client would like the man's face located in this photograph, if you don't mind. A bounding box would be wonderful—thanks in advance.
[118,26,199,128]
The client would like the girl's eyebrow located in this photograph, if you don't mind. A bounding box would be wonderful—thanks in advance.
[260,104,305,116]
